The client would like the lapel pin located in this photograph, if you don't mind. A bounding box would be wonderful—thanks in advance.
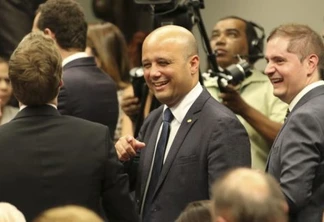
[187,119,192,123]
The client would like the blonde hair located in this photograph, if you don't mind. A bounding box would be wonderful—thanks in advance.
[0,202,26,222]
[9,31,62,105]
[33,205,103,222]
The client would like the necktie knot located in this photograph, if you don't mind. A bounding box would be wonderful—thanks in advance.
[284,108,290,122]
[163,108,174,123]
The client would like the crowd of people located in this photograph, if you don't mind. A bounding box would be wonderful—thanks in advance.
[0,0,323,222]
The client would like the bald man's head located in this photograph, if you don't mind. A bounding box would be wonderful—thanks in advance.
[144,25,198,60]
[211,168,288,222]
[141,25,200,107]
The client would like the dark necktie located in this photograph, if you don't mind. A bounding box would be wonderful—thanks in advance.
[143,108,174,221]
[284,108,290,122]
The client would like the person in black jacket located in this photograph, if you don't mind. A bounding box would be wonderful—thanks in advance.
[33,0,120,138]
[0,31,138,222]
[0,0,46,60]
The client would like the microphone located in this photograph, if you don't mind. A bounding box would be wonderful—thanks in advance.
[233,54,264,59]
[213,49,264,60]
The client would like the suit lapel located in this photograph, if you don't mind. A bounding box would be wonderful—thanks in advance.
[292,85,324,111]
[152,89,210,198]
[140,111,163,197]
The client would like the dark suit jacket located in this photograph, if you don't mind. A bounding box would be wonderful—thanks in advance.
[266,85,324,222]
[59,57,119,138]
[0,105,138,222]
[128,89,251,222]
[0,0,46,60]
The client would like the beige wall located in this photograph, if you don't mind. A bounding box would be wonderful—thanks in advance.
[194,0,324,71]
[78,0,324,71]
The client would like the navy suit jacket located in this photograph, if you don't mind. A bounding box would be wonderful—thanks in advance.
[0,105,138,222]
[59,57,119,138]
[266,85,324,222]
[127,89,251,222]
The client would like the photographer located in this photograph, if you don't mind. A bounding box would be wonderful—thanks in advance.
[204,16,288,170]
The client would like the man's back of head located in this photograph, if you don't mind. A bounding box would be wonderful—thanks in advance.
[34,0,87,52]
[9,31,62,106]
[211,168,288,222]
[33,205,103,222]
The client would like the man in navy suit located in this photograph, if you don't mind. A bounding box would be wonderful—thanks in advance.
[265,24,324,222]
[115,25,251,222]
[0,31,137,222]
[32,0,119,138]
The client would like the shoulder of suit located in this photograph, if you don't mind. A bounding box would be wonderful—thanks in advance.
[62,115,108,130]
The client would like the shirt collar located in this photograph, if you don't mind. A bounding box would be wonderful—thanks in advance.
[62,52,89,67]
[289,80,324,111]
[19,104,57,111]
[165,82,203,124]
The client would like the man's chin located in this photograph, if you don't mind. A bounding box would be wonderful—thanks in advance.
[273,91,287,103]
[216,58,234,69]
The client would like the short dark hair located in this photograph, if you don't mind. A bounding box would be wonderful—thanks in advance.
[218,16,263,64]
[9,32,62,105]
[36,0,87,51]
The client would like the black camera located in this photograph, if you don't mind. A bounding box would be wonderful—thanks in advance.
[129,67,146,100]
[134,0,204,30]
[204,59,252,91]
[134,0,204,11]
[218,59,251,88]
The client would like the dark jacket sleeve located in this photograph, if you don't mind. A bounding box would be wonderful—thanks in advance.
[102,127,139,222]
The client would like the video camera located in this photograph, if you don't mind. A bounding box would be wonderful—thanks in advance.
[203,57,252,92]
[134,0,204,30]
[134,0,204,12]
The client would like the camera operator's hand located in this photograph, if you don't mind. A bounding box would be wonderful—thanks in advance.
[219,85,249,115]
[121,94,141,122]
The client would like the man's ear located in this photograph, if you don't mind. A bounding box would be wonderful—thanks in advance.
[59,79,63,88]
[44,28,56,40]
[306,54,319,75]
[282,201,289,214]
[215,216,228,222]
[189,55,200,75]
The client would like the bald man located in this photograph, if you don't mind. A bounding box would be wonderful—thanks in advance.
[115,25,251,222]
[211,168,288,222]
